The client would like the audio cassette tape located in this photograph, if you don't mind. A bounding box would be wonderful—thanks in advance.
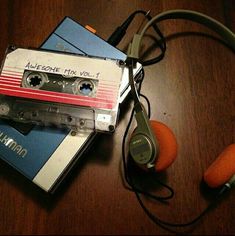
[0,47,124,132]
[0,17,143,192]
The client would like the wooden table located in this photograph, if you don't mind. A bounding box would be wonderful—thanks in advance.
[0,0,234,234]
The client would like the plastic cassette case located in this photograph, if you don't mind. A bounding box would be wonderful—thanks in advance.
[0,17,142,192]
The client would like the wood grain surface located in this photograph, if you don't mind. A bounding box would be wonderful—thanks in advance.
[0,0,234,234]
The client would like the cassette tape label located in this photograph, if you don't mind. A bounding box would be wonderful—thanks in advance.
[0,48,124,132]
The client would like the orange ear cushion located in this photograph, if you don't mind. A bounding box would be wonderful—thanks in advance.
[150,120,177,172]
[204,144,235,188]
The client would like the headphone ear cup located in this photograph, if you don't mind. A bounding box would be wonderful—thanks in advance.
[150,120,177,172]
[204,144,235,188]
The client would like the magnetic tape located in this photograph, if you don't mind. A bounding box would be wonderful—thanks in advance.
[0,47,125,132]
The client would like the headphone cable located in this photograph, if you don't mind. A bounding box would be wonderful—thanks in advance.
[122,87,231,230]
[107,10,166,66]
[122,56,232,231]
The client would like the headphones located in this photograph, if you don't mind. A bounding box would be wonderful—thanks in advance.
[127,10,235,190]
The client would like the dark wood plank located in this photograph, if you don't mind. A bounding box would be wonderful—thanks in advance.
[0,0,234,234]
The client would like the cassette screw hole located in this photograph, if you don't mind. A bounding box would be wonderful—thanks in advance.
[108,125,115,132]
[71,130,77,136]
[118,60,125,66]
[29,75,42,87]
